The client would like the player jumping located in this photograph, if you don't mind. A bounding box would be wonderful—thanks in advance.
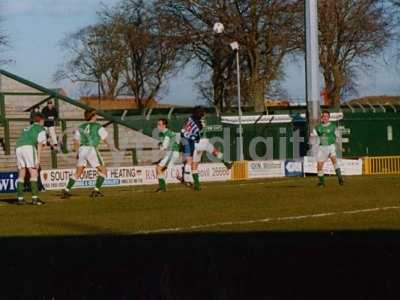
[180,106,232,191]
[62,109,111,199]
[314,111,344,187]
[15,113,47,205]
[155,118,180,192]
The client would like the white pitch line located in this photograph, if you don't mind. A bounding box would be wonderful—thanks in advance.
[135,206,400,234]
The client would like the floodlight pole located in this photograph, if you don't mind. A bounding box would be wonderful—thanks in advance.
[231,42,244,161]
[305,0,321,155]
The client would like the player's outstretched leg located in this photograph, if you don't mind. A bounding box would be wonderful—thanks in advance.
[199,139,232,170]
[214,150,232,169]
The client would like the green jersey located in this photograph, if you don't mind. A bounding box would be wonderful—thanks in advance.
[315,122,337,146]
[160,129,180,152]
[76,122,107,147]
[16,123,46,148]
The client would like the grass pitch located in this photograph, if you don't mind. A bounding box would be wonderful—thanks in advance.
[2,176,400,299]
[1,175,399,237]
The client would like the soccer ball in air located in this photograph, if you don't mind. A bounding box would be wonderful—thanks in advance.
[213,22,225,34]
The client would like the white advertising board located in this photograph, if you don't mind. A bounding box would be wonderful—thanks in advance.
[248,161,285,179]
[41,163,231,191]
[303,156,363,175]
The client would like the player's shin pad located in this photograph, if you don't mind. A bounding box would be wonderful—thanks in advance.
[95,173,106,191]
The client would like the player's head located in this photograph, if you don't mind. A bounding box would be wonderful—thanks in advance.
[193,106,206,120]
[321,110,330,124]
[47,100,54,108]
[157,118,168,131]
[84,109,97,122]
[33,113,45,125]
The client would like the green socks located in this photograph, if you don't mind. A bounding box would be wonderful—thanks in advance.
[30,181,39,199]
[95,175,105,191]
[16,181,24,200]
[17,180,39,200]
[336,168,344,185]
[192,172,200,191]
[318,168,343,186]
[335,168,343,179]
[158,178,166,191]
[66,177,76,191]
[318,173,325,185]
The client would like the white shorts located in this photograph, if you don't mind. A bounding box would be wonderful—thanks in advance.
[317,144,337,162]
[159,151,180,168]
[77,146,104,168]
[193,138,215,163]
[16,145,38,169]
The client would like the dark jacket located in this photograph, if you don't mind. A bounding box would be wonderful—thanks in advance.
[41,106,59,127]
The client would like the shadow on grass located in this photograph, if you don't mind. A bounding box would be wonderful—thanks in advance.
[0,198,17,205]
[1,231,400,299]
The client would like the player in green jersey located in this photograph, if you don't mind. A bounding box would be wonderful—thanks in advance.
[155,118,181,192]
[15,113,47,205]
[314,111,344,187]
[62,109,112,199]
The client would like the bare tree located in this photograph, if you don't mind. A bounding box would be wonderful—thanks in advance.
[316,0,394,107]
[55,20,126,98]
[56,0,180,108]
[0,13,10,65]
[106,0,182,110]
[157,0,302,112]
[390,0,400,68]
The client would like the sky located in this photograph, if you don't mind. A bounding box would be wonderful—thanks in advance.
[1,0,399,106]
